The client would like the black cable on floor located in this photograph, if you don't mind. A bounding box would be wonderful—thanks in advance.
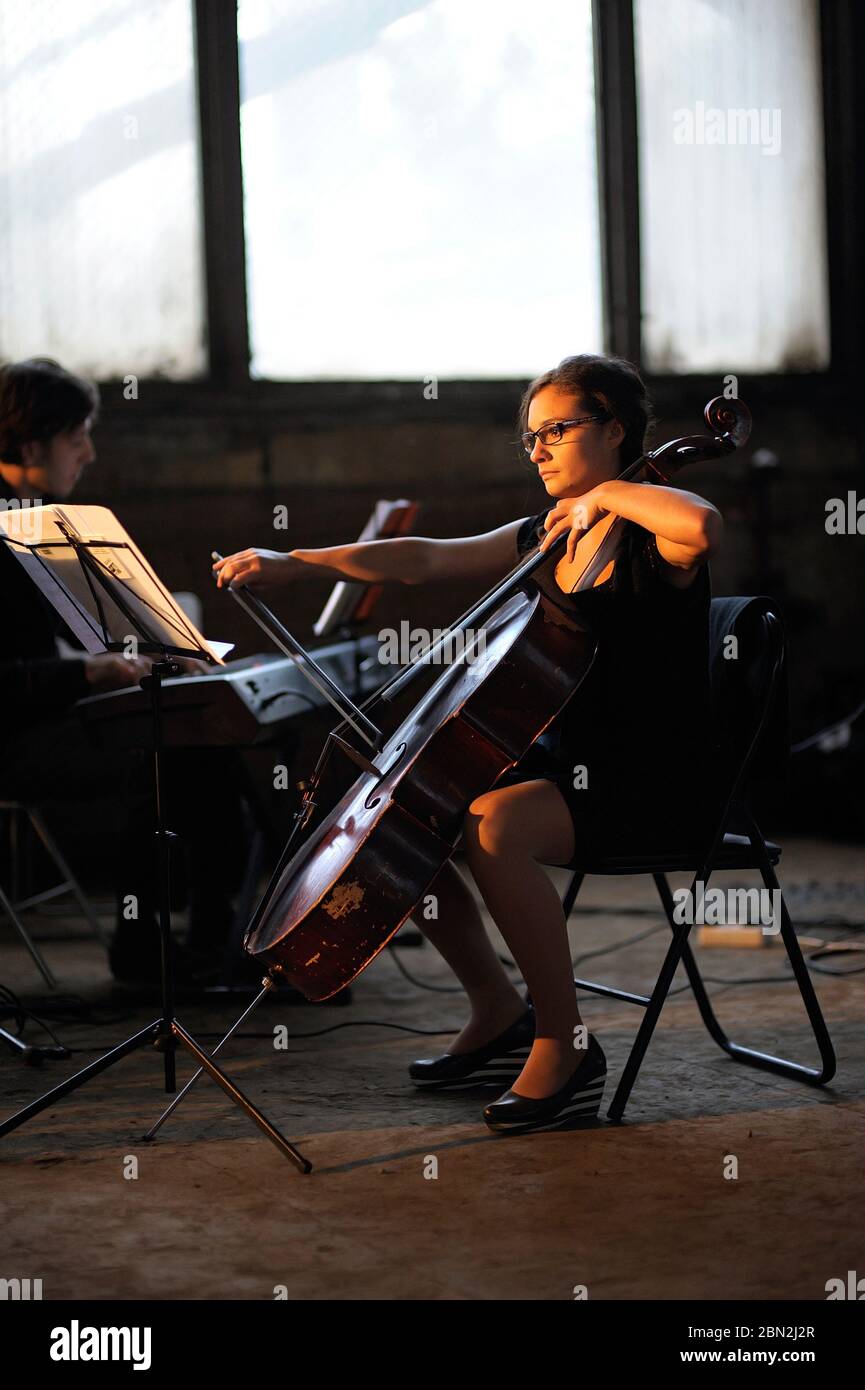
[6,896,861,1060]
[0,983,68,1050]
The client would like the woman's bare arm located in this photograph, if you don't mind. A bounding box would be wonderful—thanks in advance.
[213,519,525,591]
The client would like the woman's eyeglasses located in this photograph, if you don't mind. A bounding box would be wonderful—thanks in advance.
[520,413,609,455]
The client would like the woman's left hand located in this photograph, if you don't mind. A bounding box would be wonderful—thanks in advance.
[538,488,609,562]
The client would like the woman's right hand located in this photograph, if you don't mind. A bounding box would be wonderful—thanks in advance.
[212,549,301,591]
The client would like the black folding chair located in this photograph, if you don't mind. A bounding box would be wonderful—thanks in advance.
[0,799,108,990]
[558,596,837,1123]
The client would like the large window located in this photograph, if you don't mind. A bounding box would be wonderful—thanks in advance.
[0,1,838,384]
[634,0,830,373]
[0,0,205,378]
[238,0,602,379]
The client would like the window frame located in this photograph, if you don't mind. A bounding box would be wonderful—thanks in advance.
[96,0,861,421]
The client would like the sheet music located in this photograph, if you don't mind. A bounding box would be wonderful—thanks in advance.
[0,503,225,664]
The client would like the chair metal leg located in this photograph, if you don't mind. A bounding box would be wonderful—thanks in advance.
[605,902,699,1123]
[8,802,21,904]
[561,871,584,919]
[0,880,57,989]
[651,837,836,1089]
[26,807,110,947]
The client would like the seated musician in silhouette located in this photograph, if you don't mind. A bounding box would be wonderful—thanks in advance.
[215,354,723,1135]
[0,358,248,986]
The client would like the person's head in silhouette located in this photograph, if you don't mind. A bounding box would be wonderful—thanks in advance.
[0,357,99,503]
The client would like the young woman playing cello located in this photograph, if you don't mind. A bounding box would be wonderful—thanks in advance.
[214,354,723,1136]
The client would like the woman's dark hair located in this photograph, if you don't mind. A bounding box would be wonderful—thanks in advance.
[518,354,653,469]
[0,358,99,463]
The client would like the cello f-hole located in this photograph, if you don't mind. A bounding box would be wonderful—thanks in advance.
[364,742,408,809]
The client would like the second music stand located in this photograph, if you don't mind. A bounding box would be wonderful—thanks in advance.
[0,504,310,1171]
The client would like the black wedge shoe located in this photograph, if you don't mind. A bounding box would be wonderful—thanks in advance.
[409,1006,535,1090]
[483,1034,607,1134]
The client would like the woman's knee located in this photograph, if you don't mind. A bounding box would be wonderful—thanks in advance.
[464,790,520,857]
[465,783,576,866]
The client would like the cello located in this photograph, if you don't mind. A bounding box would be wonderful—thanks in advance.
[229,396,751,1001]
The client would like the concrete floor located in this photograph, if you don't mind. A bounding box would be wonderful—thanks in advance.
[2,836,863,1302]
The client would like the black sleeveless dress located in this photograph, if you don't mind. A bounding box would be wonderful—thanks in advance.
[497,510,725,864]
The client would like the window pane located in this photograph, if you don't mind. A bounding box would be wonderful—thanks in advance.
[635,0,830,372]
[0,0,205,378]
[239,0,601,379]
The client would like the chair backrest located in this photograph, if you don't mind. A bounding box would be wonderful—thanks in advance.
[708,596,790,812]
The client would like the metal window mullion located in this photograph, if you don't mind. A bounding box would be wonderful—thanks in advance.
[193,0,251,387]
[592,0,642,365]
[819,0,865,374]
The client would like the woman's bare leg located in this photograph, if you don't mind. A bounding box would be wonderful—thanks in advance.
[409,859,526,1053]
[462,780,586,1098]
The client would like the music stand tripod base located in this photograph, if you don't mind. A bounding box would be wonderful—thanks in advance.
[0,667,310,1173]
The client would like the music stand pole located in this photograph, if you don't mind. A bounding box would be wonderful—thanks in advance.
[147,657,177,1093]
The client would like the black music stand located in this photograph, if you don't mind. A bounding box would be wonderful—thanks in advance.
[0,504,310,1171]
[312,498,420,673]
